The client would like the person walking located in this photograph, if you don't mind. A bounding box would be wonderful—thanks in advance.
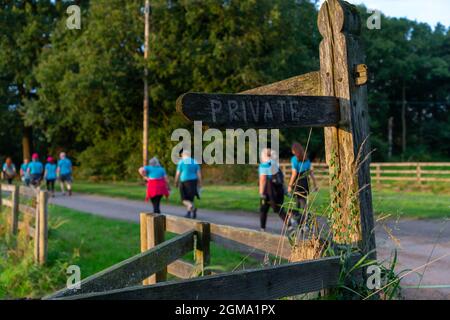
[174,150,201,219]
[287,142,318,226]
[2,157,16,185]
[258,148,291,233]
[138,157,170,214]
[20,158,31,186]
[27,153,44,187]
[44,156,57,197]
[57,152,73,196]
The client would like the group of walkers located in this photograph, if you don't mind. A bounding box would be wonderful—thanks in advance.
[1,152,73,197]
[258,143,318,235]
[139,142,317,235]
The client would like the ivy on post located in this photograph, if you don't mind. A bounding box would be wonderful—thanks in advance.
[318,0,376,257]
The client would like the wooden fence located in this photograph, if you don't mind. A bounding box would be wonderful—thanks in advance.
[0,184,49,265]
[279,162,450,186]
[46,212,359,300]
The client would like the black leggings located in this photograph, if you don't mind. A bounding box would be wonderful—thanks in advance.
[260,198,288,229]
[151,195,163,214]
[46,179,55,192]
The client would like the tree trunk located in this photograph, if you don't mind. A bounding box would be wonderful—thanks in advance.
[142,0,150,167]
[388,116,393,159]
[22,126,33,161]
[401,84,406,156]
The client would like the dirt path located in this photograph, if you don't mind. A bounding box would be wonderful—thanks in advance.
[50,193,450,300]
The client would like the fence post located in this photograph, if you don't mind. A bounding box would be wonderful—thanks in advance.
[38,190,48,265]
[195,222,211,276]
[140,213,150,285]
[145,213,167,284]
[34,190,40,262]
[11,185,19,235]
[416,163,422,187]
[375,164,381,188]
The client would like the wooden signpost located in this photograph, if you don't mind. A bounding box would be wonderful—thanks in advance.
[177,93,340,129]
[177,0,376,256]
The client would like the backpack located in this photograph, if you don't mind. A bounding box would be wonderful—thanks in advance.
[271,168,284,186]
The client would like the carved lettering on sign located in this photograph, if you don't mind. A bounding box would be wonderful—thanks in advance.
[177,93,340,129]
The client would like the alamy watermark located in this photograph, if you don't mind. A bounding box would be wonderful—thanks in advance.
[367,9,381,30]
[171,121,279,166]
[66,5,81,30]
[66,265,81,290]
[366,265,382,290]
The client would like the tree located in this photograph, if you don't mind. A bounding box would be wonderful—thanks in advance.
[25,0,320,177]
[0,0,64,162]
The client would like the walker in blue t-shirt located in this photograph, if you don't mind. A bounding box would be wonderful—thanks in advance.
[144,166,166,179]
[177,157,200,182]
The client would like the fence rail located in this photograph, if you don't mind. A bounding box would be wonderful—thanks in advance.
[0,184,48,264]
[57,255,360,300]
[46,212,359,300]
[279,162,450,185]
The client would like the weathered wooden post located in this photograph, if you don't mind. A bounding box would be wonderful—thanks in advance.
[318,0,376,256]
[140,212,149,283]
[38,190,48,265]
[11,185,19,235]
[140,213,167,285]
[34,190,41,262]
[375,164,381,188]
[416,163,422,187]
[195,221,211,276]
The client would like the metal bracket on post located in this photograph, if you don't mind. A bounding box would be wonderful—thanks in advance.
[355,64,368,86]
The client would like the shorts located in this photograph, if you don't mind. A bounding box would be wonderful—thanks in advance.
[30,174,42,185]
[60,174,73,183]
[293,173,310,198]
[179,180,199,202]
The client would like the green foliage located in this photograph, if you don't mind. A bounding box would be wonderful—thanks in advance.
[0,1,65,162]
[327,248,405,300]
[77,128,142,180]
[360,8,450,161]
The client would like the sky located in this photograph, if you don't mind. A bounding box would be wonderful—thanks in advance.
[318,0,450,27]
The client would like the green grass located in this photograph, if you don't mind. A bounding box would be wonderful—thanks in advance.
[48,205,259,276]
[74,181,450,219]
[0,205,259,299]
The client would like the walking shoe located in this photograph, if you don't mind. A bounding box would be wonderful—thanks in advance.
[192,208,197,219]
[185,211,191,219]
